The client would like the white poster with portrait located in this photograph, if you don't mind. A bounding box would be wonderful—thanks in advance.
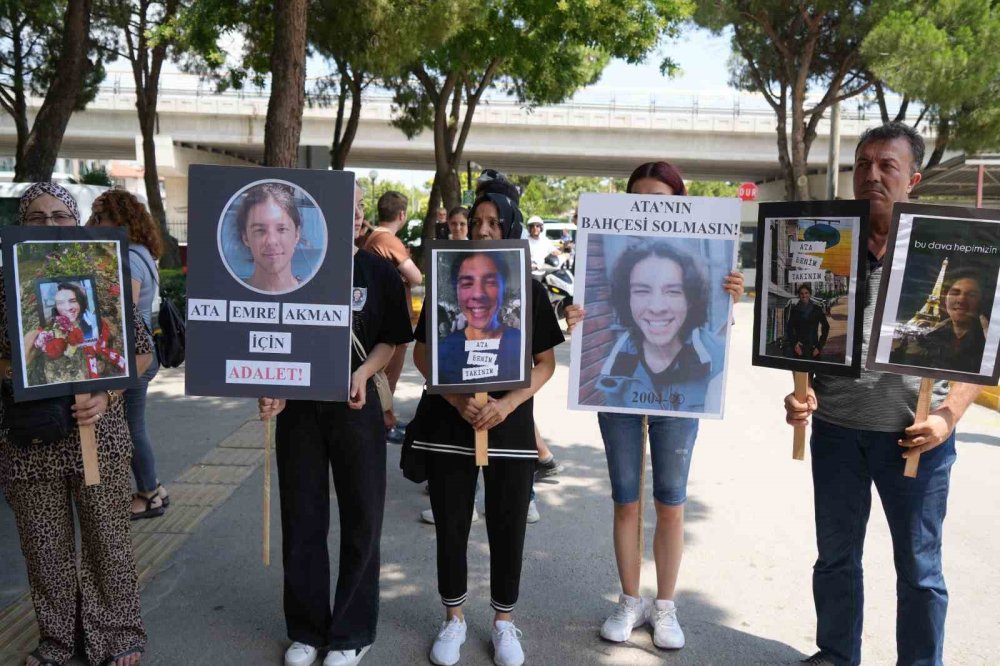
[568,193,740,418]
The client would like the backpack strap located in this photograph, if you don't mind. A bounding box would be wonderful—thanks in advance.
[129,248,161,294]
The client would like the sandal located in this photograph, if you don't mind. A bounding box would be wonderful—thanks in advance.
[27,649,63,666]
[100,647,142,666]
[156,483,170,508]
[130,492,165,521]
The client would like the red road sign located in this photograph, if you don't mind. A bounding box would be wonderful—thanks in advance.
[738,181,758,201]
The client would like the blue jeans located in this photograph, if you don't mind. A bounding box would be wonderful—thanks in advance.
[127,356,160,493]
[810,418,955,666]
[597,412,698,505]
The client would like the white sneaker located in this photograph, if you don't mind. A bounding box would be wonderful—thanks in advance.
[651,599,685,649]
[284,642,318,666]
[421,507,479,524]
[429,617,467,665]
[491,620,525,666]
[525,500,540,524]
[600,594,649,642]
[323,644,371,666]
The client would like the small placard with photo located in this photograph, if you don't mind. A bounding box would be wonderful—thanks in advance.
[868,203,1000,385]
[1,226,137,401]
[425,240,532,394]
[752,200,870,377]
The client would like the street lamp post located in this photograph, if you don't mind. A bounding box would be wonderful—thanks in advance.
[368,169,378,223]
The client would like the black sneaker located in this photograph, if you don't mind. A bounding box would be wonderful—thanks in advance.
[800,651,836,665]
[534,456,563,481]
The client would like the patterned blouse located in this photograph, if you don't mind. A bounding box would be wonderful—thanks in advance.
[0,276,154,485]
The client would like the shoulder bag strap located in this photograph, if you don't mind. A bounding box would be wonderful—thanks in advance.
[129,248,161,294]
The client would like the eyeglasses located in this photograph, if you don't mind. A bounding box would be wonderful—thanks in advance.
[24,212,77,226]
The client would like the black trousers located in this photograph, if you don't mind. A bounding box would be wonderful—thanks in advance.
[275,386,386,650]
[427,453,535,612]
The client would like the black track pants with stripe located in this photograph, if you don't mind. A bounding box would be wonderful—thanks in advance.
[427,452,535,612]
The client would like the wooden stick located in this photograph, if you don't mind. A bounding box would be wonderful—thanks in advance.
[77,394,100,486]
[474,392,488,467]
[792,372,809,461]
[638,416,648,570]
[263,417,271,567]
[905,378,934,478]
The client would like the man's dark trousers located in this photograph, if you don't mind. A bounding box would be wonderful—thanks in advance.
[276,385,386,651]
[810,417,955,666]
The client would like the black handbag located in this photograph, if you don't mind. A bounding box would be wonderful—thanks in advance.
[1,379,75,447]
[132,250,186,368]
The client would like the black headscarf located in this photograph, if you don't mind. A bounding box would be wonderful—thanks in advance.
[469,192,524,240]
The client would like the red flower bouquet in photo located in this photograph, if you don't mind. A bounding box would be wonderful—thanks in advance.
[43,337,68,359]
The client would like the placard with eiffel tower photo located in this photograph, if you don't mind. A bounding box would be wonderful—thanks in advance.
[868,203,1000,385]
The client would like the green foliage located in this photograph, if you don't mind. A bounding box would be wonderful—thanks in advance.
[80,165,113,186]
[392,0,691,139]
[513,175,625,217]
[355,177,428,224]
[0,0,106,118]
[159,267,186,317]
[686,180,738,197]
[862,0,1000,154]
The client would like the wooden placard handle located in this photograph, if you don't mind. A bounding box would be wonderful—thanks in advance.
[474,392,488,467]
[76,394,100,486]
[263,417,272,567]
[905,378,934,478]
[792,372,809,461]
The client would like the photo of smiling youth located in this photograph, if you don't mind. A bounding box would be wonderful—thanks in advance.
[217,180,328,295]
[427,240,533,393]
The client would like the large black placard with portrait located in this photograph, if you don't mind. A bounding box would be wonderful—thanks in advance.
[185,166,355,400]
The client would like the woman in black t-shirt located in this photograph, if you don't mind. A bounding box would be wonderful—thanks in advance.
[259,184,413,666]
[412,193,563,666]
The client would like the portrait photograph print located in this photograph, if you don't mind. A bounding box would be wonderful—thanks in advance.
[186,166,355,401]
[869,203,1000,386]
[569,193,741,418]
[752,200,869,377]
[1,226,136,401]
[217,178,328,295]
[426,240,532,394]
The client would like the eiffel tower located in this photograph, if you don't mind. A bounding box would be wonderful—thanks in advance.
[906,257,949,329]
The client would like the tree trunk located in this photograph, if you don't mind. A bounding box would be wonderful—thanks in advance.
[331,71,363,170]
[790,86,811,200]
[263,0,308,168]
[422,180,442,243]
[13,0,92,182]
[926,115,949,168]
[774,103,794,201]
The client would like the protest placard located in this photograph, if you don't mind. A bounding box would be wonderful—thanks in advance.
[568,193,739,418]
[752,200,869,377]
[185,166,355,401]
[869,202,1000,386]
[425,240,532,395]
[1,226,137,400]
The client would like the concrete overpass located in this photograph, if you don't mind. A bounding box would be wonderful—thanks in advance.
[0,77,931,184]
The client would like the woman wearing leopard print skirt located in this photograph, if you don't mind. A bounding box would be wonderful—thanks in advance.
[0,183,153,666]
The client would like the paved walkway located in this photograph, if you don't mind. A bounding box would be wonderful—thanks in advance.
[2,302,998,665]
